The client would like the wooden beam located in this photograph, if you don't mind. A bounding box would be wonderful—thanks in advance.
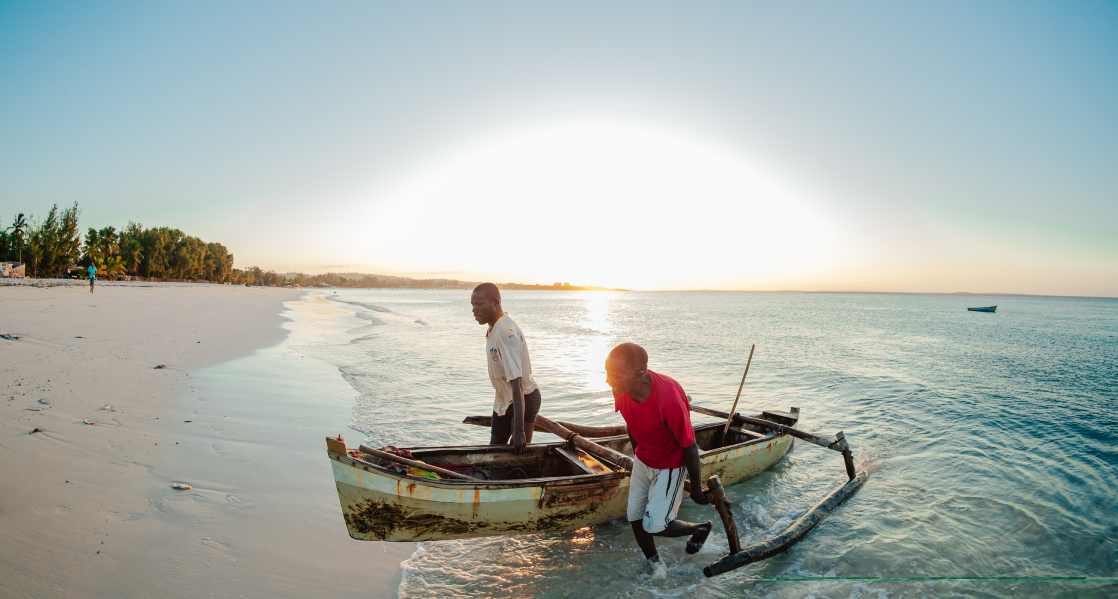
[355,444,480,481]
[462,415,629,438]
[533,415,634,472]
[552,446,599,475]
[689,404,849,453]
[706,475,740,555]
[704,471,867,577]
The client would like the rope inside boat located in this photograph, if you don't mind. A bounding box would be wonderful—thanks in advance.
[382,445,415,459]
[503,467,529,480]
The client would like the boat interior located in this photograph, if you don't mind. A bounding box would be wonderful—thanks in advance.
[348,408,800,483]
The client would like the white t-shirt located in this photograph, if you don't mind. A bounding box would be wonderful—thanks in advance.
[486,313,538,416]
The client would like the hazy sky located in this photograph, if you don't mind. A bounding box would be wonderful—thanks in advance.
[2,1,1116,295]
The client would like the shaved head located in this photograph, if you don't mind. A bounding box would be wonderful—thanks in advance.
[473,282,501,302]
[607,342,648,373]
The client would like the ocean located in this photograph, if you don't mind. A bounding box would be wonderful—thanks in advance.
[293,289,1118,598]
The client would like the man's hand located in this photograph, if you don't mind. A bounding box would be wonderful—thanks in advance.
[511,430,527,454]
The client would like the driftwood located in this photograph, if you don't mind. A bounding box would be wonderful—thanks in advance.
[462,415,628,438]
[355,445,481,481]
[533,415,634,472]
[703,471,867,577]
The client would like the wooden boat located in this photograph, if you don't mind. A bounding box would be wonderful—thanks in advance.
[967,306,997,312]
[326,407,801,542]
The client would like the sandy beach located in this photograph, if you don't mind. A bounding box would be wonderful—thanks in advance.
[0,282,414,598]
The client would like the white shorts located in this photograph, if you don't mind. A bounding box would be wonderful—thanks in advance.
[626,454,686,533]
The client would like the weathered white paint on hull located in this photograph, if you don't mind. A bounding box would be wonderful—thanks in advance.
[330,433,792,542]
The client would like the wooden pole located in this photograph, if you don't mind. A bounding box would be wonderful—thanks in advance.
[705,475,740,554]
[462,415,628,438]
[355,445,481,481]
[722,345,755,440]
[690,403,852,454]
[534,415,634,472]
[704,471,867,577]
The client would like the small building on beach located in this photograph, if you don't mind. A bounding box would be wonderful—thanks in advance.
[0,262,25,278]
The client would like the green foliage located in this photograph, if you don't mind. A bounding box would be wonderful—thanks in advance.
[11,204,82,277]
[8,205,239,282]
[7,213,29,263]
[94,255,126,280]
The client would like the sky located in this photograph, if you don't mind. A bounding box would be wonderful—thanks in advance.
[1,1,1116,295]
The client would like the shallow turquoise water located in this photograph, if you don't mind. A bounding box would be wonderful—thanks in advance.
[303,290,1118,598]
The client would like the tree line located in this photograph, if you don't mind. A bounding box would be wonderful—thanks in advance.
[3,203,628,289]
[1,203,258,283]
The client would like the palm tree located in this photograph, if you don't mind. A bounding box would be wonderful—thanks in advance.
[97,227,118,261]
[82,228,104,265]
[8,213,27,263]
[122,239,144,276]
[94,255,126,280]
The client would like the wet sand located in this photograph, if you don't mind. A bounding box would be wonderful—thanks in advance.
[0,283,413,598]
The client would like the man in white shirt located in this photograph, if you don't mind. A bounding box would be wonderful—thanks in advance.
[471,283,541,454]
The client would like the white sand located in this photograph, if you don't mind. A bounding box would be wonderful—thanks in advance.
[0,283,414,598]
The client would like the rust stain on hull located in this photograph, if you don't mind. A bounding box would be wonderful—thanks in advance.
[345,498,475,539]
[342,492,612,540]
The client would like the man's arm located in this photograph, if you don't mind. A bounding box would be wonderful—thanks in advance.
[683,444,707,505]
[510,377,526,454]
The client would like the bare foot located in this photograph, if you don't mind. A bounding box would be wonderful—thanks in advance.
[685,520,713,554]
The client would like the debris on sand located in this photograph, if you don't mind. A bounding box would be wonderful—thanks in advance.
[25,407,42,411]
[102,405,112,410]
[154,365,166,369]
[171,483,192,490]
[83,419,95,425]
[38,399,50,405]
[0,334,19,341]
[30,428,43,434]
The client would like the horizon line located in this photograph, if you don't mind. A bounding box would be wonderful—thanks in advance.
[638,289,1118,300]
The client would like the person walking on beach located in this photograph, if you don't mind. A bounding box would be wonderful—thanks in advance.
[87,264,97,294]
[606,342,713,578]
[471,283,540,454]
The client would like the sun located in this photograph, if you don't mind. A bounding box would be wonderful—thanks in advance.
[350,116,844,289]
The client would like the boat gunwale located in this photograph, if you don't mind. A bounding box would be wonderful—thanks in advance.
[332,418,794,490]
[330,450,627,489]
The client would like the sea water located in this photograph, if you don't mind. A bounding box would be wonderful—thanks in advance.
[293,290,1117,598]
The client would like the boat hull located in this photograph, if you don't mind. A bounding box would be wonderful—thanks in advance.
[330,421,794,542]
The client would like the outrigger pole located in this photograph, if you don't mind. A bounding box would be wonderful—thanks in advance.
[688,402,867,578]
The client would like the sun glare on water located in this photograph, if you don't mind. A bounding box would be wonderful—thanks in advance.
[354,117,844,290]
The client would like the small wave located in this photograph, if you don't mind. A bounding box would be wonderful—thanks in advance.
[327,296,392,313]
[415,319,427,325]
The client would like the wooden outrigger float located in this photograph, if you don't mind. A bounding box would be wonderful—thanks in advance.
[326,401,866,577]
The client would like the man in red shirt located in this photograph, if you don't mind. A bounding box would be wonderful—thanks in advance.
[606,343,712,577]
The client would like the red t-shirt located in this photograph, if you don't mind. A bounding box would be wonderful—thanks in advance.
[614,371,696,469]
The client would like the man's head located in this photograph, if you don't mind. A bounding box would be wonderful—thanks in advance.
[471,283,502,325]
[605,342,649,395]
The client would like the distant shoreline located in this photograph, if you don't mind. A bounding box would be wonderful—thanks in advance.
[646,289,1118,300]
[7,277,1109,300]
